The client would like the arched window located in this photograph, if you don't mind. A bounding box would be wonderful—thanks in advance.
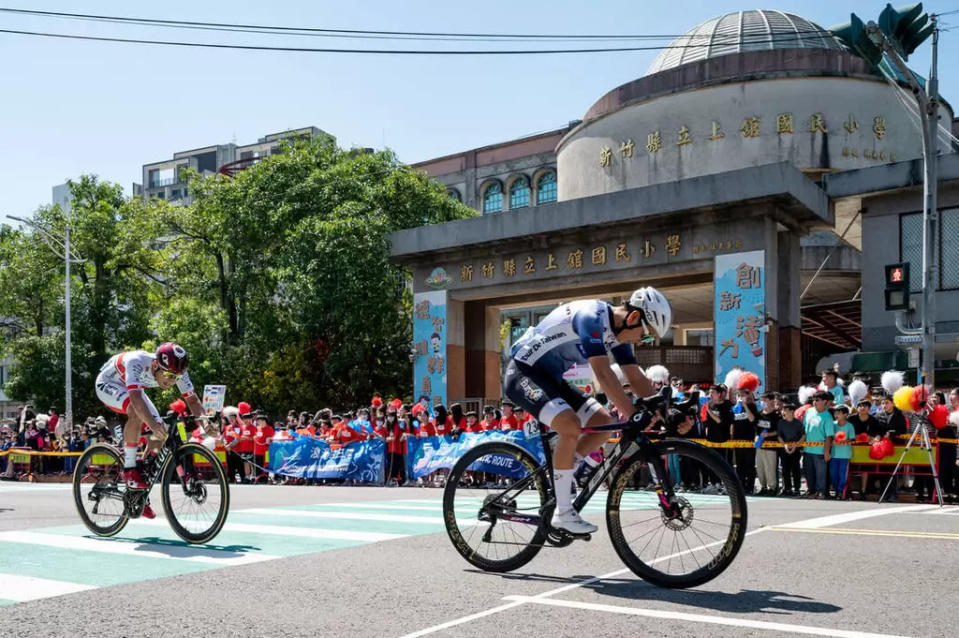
[509,177,530,209]
[483,182,503,213]
[536,171,557,204]
[447,189,461,202]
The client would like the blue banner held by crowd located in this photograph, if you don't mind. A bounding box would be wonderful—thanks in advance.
[407,431,546,479]
[268,436,385,482]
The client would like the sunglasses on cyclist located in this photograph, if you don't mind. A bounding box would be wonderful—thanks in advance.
[158,370,182,381]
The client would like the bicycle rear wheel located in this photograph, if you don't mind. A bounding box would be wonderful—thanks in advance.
[606,439,747,588]
[443,441,550,572]
[72,444,129,537]
[160,443,230,544]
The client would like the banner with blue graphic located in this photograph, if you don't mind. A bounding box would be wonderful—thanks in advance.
[412,290,447,408]
[714,250,766,390]
[267,437,385,482]
[407,431,546,479]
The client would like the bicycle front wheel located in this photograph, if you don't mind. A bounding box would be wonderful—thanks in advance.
[160,443,230,544]
[607,439,747,588]
[443,441,550,572]
[72,444,129,537]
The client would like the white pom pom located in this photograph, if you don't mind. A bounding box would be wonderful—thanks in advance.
[837,377,845,387]
[881,371,904,395]
[724,367,743,391]
[646,364,670,384]
[797,385,816,404]
[848,380,867,405]
[202,436,217,451]
[817,383,826,391]
[949,410,959,428]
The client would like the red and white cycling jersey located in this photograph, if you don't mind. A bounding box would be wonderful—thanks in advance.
[95,350,195,417]
[100,350,195,395]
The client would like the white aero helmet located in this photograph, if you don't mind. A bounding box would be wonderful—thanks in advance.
[627,286,672,339]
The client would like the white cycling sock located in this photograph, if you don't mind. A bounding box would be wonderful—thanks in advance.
[554,470,573,514]
[124,444,137,469]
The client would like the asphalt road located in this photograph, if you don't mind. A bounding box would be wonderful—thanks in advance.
[0,482,956,638]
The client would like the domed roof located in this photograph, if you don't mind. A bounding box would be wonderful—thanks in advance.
[647,10,847,75]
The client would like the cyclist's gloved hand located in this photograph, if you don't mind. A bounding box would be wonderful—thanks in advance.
[150,420,169,441]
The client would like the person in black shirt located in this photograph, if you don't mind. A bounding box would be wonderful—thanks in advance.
[848,400,880,437]
[731,388,758,493]
[873,393,907,501]
[848,400,881,499]
[704,384,734,490]
[777,403,803,496]
[755,392,780,495]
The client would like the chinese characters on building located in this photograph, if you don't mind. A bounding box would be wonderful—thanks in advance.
[455,235,748,286]
[714,251,766,390]
[601,112,897,167]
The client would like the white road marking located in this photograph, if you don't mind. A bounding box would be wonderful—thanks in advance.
[501,596,911,638]
[921,506,959,514]
[240,507,443,525]
[312,502,445,512]
[401,503,937,637]
[0,530,278,565]
[0,573,95,601]
[132,518,405,543]
[0,484,72,492]
[782,505,939,529]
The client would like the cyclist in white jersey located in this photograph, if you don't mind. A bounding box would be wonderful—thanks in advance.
[95,342,204,517]
[503,287,672,535]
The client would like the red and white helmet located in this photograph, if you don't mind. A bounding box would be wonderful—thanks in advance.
[155,342,190,374]
[628,286,672,339]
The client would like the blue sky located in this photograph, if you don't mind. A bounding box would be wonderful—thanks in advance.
[1,1,956,217]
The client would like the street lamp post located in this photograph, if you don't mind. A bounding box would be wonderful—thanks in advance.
[6,214,85,429]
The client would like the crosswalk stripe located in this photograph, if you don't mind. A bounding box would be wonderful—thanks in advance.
[240,507,443,525]
[0,531,278,566]
[0,484,72,493]
[132,518,407,542]
[312,502,445,512]
[0,573,94,601]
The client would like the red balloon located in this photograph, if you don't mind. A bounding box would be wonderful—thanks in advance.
[237,401,252,415]
[930,404,949,429]
[911,385,929,412]
[869,442,885,460]
[834,431,847,443]
[855,432,870,444]
[881,436,896,458]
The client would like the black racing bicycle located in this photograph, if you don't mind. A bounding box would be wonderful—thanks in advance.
[72,413,230,544]
[442,388,747,588]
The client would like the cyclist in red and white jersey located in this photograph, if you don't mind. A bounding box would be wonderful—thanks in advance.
[95,342,204,516]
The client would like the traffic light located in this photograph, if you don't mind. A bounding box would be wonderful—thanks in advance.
[878,3,934,58]
[884,263,910,311]
[831,14,884,67]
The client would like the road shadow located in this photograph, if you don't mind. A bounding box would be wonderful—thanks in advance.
[583,578,841,616]
[83,534,263,557]
[464,569,841,616]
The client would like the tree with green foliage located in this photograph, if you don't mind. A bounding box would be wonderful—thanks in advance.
[1,141,473,417]
[156,140,474,410]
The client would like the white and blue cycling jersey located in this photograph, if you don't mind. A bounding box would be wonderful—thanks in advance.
[509,300,637,376]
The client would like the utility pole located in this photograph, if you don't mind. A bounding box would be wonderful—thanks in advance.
[866,13,939,390]
[6,214,85,429]
[833,4,939,387]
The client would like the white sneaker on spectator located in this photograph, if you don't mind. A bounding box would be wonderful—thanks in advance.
[551,509,597,535]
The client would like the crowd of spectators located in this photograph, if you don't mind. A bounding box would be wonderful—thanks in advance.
[3,370,957,505]
[199,395,539,487]
[655,367,958,503]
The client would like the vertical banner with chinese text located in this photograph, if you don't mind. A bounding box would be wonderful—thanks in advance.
[413,291,447,407]
[714,251,766,390]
